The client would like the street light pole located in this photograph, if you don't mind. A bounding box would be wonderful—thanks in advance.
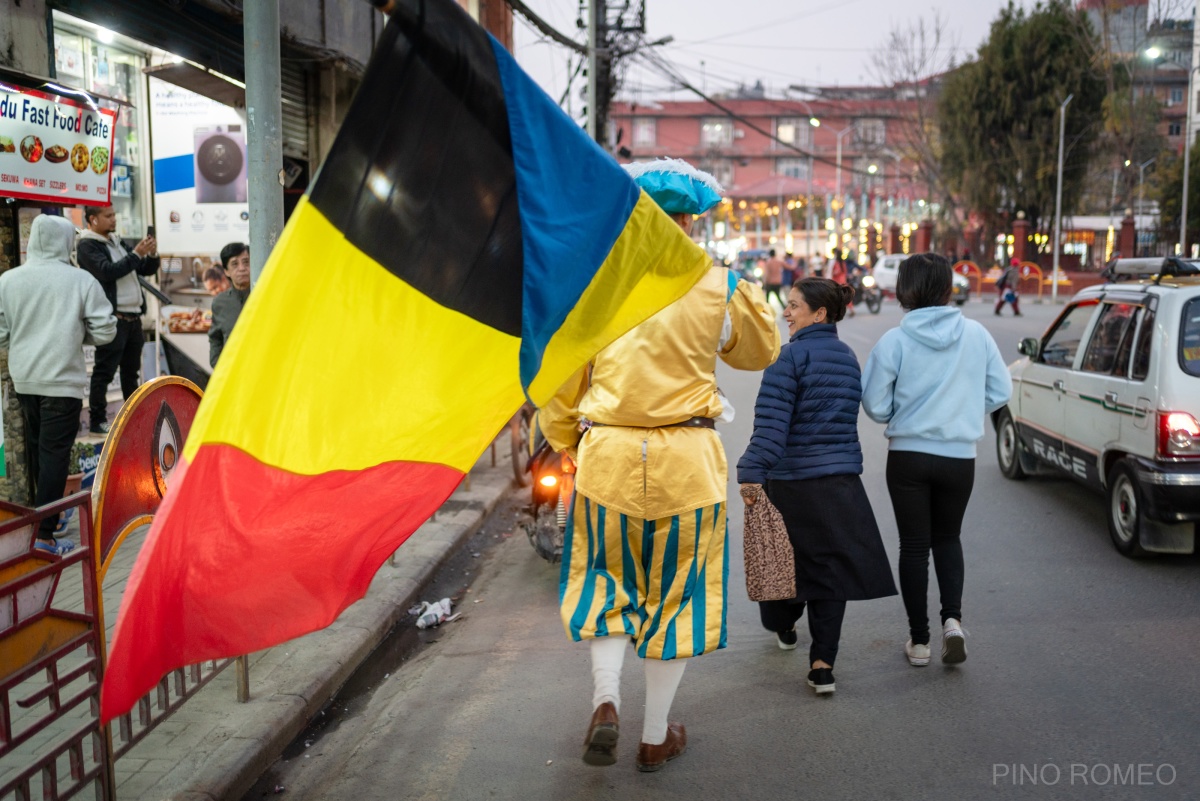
[1052,93,1073,304]
[244,0,284,286]
[1181,65,1199,256]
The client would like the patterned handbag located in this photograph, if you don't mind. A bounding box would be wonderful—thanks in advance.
[742,488,796,602]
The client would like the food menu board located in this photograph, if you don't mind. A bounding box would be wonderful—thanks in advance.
[0,84,118,205]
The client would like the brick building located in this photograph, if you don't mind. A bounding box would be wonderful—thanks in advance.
[609,84,932,261]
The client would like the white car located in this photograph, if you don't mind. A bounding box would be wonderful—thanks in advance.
[994,258,1200,557]
[872,253,970,305]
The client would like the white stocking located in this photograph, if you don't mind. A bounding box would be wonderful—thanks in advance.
[642,658,687,745]
[591,637,627,712]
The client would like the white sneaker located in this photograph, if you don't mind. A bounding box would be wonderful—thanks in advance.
[904,639,931,666]
[942,618,967,664]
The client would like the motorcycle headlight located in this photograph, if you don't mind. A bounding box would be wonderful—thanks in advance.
[754,267,763,277]
[861,275,876,288]
[539,475,558,488]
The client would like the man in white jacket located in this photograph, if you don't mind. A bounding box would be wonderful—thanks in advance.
[0,215,116,554]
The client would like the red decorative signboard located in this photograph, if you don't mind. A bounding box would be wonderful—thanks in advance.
[0,83,117,205]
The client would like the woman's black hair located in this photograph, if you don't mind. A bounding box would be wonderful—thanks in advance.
[791,277,854,323]
[896,252,953,309]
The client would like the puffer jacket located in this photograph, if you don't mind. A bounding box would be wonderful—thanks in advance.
[737,323,863,483]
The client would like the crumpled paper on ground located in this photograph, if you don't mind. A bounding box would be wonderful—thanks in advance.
[412,597,460,629]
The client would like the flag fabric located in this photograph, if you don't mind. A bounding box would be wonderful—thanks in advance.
[100,0,710,721]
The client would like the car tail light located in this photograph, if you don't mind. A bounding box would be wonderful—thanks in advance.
[1157,411,1200,458]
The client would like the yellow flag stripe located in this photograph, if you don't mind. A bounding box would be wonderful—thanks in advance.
[185,199,525,475]
[526,191,712,405]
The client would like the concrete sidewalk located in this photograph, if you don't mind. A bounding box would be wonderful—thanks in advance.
[20,445,518,800]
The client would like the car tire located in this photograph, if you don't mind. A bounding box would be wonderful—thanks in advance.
[1106,459,1149,558]
[995,410,1027,480]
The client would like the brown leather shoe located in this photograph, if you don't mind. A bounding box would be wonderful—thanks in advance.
[635,722,687,772]
[582,702,619,766]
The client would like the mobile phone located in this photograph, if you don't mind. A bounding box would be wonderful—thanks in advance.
[147,225,156,238]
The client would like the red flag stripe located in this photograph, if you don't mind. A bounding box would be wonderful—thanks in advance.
[99,446,464,721]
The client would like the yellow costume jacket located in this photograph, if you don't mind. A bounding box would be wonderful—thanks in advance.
[541,266,780,520]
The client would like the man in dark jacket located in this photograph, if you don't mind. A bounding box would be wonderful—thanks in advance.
[209,242,251,367]
[77,206,159,434]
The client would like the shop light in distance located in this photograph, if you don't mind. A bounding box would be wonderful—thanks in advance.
[97,27,115,44]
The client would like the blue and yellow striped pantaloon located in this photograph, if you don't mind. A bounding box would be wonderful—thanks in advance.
[558,494,729,660]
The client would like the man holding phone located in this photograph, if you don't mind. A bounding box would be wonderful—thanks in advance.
[77,207,159,434]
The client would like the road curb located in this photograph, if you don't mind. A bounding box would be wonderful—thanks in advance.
[158,464,516,801]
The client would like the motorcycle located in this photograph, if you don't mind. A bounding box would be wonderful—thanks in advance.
[521,429,574,563]
[851,271,883,314]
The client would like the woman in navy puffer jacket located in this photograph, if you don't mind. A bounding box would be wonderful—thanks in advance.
[738,278,896,696]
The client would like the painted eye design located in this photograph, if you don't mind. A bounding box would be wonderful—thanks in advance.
[152,402,182,498]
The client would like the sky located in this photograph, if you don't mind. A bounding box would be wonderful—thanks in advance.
[512,0,1023,108]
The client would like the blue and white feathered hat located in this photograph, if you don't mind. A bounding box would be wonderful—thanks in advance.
[622,158,724,216]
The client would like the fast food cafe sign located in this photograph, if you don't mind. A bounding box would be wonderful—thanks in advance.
[0,85,117,205]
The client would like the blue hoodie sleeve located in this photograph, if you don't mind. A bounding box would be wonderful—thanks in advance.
[982,332,1013,413]
[861,332,899,424]
[737,346,801,484]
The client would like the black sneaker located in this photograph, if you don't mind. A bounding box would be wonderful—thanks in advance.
[807,668,835,695]
[89,422,110,435]
[776,629,798,650]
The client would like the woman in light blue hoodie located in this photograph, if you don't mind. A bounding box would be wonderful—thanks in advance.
[861,253,1011,668]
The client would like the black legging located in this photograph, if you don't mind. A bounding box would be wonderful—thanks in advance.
[885,451,975,646]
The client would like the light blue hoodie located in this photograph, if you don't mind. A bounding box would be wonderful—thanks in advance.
[861,306,1011,458]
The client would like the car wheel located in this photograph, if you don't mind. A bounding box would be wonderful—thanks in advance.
[1106,459,1148,558]
[995,410,1027,480]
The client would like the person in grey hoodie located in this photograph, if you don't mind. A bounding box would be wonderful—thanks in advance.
[0,214,116,554]
[861,253,1011,669]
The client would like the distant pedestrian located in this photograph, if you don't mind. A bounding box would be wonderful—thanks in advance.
[830,251,856,317]
[203,266,231,296]
[738,277,896,695]
[209,242,251,367]
[763,249,786,306]
[782,252,796,287]
[77,206,159,434]
[994,257,1021,316]
[861,253,1011,668]
[0,215,116,554]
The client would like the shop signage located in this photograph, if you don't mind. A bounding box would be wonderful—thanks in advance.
[0,84,117,205]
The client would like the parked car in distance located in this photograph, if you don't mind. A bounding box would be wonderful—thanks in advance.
[872,253,969,305]
[994,257,1200,557]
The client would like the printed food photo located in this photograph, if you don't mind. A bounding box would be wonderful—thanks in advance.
[44,144,69,163]
[19,135,42,163]
[0,136,13,153]
[90,145,108,174]
[70,143,89,172]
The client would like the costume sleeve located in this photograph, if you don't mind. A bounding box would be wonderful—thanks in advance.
[736,348,800,484]
[82,280,117,346]
[860,332,899,424]
[138,255,161,277]
[76,238,142,282]
[539,366,590,456]
[719,279,780,371]
[982,331,1013,413]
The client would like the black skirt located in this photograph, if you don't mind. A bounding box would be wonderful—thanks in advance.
[765,474,898,602]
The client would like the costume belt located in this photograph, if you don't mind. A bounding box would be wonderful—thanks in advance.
[590,416,715,430]
[115,312,142,322]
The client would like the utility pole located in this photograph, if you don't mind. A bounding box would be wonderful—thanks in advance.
[1052,93,1073,304]
[585,0,606,145]
[245,0,284,285]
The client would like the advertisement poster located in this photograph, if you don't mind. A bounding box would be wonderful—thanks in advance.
[0,85,117,205]
[150,78,249,254]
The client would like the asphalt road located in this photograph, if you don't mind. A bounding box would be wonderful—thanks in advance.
[250,296,1200,800]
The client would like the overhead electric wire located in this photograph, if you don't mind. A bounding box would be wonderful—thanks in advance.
[504,0,587,54]
[632,48,890,181]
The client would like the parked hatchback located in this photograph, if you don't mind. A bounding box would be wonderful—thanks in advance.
[994,257,1200,557]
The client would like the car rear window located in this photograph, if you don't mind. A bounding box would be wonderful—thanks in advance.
[1182,298,1200,377]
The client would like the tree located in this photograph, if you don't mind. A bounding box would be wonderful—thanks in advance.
[870,12,963,244]
[938,1,1107,238]
[1153,141,1200,251]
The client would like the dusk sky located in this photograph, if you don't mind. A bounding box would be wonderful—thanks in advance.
[513,1,1032,106]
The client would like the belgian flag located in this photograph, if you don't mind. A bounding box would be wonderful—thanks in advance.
[100,0,710,720]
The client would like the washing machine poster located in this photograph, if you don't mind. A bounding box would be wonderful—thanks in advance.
[149,78,249,253]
